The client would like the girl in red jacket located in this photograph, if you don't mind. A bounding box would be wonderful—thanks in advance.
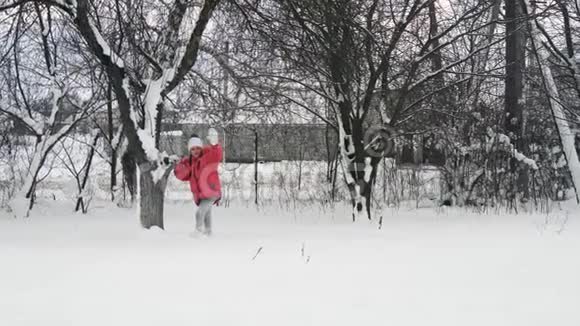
[174,128,222,236]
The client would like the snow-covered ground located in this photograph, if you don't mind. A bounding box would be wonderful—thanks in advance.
[1,199,579,326]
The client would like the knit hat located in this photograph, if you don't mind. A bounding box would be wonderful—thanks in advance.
[188,134,203,150]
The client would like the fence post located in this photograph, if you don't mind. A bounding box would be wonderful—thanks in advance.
[254,129,259,205]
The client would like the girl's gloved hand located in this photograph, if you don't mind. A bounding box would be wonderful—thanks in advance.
[207,127,219,145]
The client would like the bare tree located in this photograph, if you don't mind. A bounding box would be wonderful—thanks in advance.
[230,0,498,219]
[56,132,100,213]
[8,0,222,228]
[523,0,580,203]
[0,3,99,216]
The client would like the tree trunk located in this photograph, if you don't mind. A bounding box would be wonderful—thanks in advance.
[343,157,379,221]
[336,112,382,220]
[330,154,339,202]
[505,0,528,199]
[15,167,40,217]
[9,137,54,217]
[122,151,137,204]
[106,81,118,201]
[505,0,526,149]
[468,0,501,104]
[139,167,172,229]
[110,149,117,200]
[325,123,333,182]
[75,133,100,213]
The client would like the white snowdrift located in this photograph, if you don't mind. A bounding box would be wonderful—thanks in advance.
[0,200,578,326]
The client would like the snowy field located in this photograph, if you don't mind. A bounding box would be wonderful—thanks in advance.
[1,199,579,326]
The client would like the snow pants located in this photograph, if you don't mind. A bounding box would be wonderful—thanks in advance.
[195,198,217,234]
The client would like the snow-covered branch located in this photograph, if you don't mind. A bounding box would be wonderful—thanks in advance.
[488,130,539,170]
[0,102,45,136]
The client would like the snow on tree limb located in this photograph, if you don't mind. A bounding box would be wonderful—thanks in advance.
[47,86,62,126]
[0,102,44,135]
[110,124,123,150]
[363,157,373,183]
[491,131,539,170]
[87,20,124,69]
[335,118,355,185]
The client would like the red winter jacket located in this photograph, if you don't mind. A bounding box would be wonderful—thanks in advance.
[174,144,223,206]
